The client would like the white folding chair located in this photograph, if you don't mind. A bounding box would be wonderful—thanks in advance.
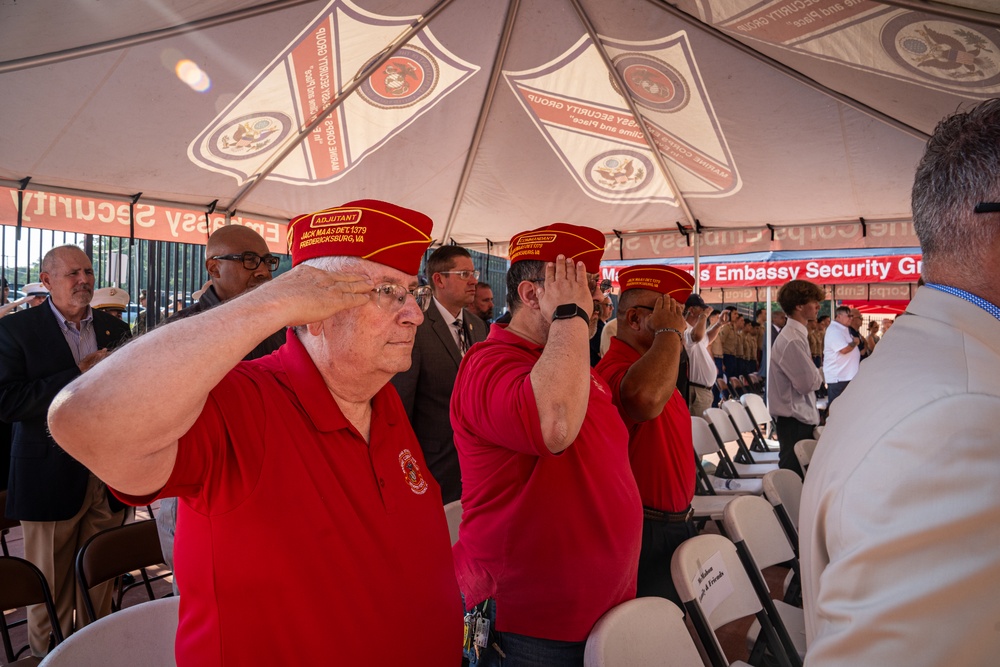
[762,469,803,553]
[723,496,805,665]
[703,408,778,477]
[793,439,817,475]
[671,534,794,667]
[739,393,779,450]
[443,499,463,546]
[692,417,763,497]
[39,597,179,667]
[720,400,780,464]
[584,597,703,667]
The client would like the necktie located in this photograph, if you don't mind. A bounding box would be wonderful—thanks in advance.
[453,318,469,356]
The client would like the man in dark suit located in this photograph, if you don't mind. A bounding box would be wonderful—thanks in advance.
[391,245,487,503]
[0,245,130,657]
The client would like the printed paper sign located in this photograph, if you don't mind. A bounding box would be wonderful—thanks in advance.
[505,32,740,205]
[189,0,479,185]
[693,550,734,618]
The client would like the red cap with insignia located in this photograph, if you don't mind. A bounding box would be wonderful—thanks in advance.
[617,265,695,303]
[287,199,433,274]
[508,223,606,273]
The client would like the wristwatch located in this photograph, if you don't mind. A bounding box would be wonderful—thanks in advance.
[552,303,591,325]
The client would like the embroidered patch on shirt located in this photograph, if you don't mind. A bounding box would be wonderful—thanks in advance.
[399,449,428,495]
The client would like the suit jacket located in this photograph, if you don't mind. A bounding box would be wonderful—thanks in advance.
[391,303,487,503]
[800,287,1000,665]
[0,300,131,521]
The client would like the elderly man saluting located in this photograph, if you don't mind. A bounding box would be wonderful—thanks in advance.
[48,200,463,666]
[452,223,642,666]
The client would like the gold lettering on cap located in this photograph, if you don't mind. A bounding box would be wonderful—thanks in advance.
[516,233,556,246]
[311,209,363,228]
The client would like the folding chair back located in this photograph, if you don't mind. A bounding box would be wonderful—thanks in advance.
[723,496,804,665]
[584,597,702,667]
[0,556,64,663]
[75,520,169,625]
[443,499,463,546]
[721,400,780,459]
[38,596,179,667]
[740,393,772,433]
[793,439,817,473]
[762,469,803,548]
[0,490,18,557]
[671,534,793,667]
[691,417,764,496]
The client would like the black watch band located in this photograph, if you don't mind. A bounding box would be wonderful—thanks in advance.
[552,303,591,325]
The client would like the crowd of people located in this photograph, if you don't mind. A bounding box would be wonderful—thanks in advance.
[1,99,998,666]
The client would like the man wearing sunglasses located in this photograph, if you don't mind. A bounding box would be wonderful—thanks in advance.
[169,225,286,360]
[155,225,288,581]
[47,200,462,666]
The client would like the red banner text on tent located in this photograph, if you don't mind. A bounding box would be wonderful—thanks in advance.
[0,188,287,253]
[601,254,923,288]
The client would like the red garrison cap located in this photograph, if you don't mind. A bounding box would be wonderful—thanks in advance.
[287,199,433,274]
[617,265,695,302]
[508,223,605,274]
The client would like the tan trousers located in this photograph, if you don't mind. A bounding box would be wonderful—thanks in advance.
[688,385,714,420]
[22,474,125,656]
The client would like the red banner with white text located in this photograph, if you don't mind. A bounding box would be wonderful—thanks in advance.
[0,187,287,254]
[601,254,923,289]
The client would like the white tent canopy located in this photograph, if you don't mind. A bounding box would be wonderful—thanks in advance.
[1,0,996,260]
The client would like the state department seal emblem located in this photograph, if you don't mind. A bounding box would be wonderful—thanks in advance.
[585,150,653,195]
[611,54,689,113]
[881,14,1000,88]
[399,448,429,495]
[208,112,292,161]
[359,45,439,109]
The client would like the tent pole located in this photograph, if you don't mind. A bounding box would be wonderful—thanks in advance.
[645,0,930,142]
[224,0,460,215]
[765,285,772,409]
[568,0,698,229]
[0,0,322,75]
[873,0,1000,29]
[439,0,521,246]
[693,231,701,293]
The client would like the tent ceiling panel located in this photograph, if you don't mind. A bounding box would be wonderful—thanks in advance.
[0,0,995,259]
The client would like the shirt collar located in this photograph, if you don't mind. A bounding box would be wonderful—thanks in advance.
[925,283,1000,323]
[47,297,93,332]
[277,331,398,433]
[433,296,462,324]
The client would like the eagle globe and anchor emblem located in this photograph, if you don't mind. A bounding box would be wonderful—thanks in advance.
[359,45,439,109]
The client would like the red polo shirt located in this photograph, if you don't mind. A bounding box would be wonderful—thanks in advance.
[116,333,462,666]
[451,325,642,642]
[595,336,696,513]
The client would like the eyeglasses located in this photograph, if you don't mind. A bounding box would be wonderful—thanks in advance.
[974,203,1000,213]
[634,305,655,311]
[210,251,280,271]
[438,270,480,281]
[371,283,433,312]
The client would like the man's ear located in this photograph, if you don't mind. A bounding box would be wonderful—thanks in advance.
[517,280,541,311]
[39,272,52,290]
[624,306,643,332]
[206,258,221,280]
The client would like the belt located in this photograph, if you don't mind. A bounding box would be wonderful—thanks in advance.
[689,381,713,390]
[642,506,694,523]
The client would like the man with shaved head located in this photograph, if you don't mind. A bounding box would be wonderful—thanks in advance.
[157,224,286,576]
[0,244,130,657]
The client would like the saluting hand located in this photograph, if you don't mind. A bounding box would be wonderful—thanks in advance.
[266,264,373,327]
[643,295,686,338]
[536,255,591,323]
